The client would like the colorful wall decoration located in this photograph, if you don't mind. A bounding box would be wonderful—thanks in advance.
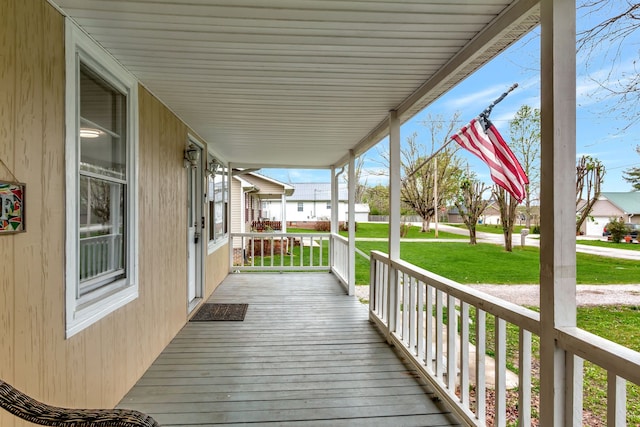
[0,181,25,233]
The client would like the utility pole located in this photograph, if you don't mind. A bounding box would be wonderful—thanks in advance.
[434,156,439,238]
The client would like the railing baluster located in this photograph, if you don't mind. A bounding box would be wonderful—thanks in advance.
[460,302,470,406]
[426,284,434,373]
[409,276,417,354]
[495,317,507,427]
[447,295,457,391]
[607,372,626,427]
[476,309,486,423]
[402,272,409,344]
[417,280,425,362]
[519,328,532,426]
[566,352,583,426]
[436,289,444,380]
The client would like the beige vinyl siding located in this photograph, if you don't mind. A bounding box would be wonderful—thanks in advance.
[242,174,286,196]
[205,244,229,297]
[0,2,227,424]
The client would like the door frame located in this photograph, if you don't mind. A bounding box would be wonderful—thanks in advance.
[186,136,205,313]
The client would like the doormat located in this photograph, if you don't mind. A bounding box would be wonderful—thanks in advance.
[190,303,248,321]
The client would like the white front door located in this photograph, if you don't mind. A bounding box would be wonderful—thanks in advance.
[187,142,203,311]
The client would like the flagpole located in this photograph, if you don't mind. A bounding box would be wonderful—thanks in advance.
[405,83,518,180]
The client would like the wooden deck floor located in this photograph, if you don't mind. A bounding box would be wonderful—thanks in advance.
[118,273,461,426]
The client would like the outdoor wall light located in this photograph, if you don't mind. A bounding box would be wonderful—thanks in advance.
[205,160,219,177]
[184,145,200,168]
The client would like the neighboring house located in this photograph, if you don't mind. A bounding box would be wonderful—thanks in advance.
[230,172,294,234]
[285,183,347,222]
[480,202,501,225]
[581,192,640,236]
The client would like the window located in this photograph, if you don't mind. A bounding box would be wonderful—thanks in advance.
[65,21,138,338]
[208,157,228,247]
[297,202,304,212]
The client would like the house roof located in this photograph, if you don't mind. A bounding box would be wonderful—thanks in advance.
[600,192,640,215]
[287,183,348,201]
[234,171,295,196]
[52,0,539,170]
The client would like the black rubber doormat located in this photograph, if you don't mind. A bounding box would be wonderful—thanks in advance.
[190,303,248,321]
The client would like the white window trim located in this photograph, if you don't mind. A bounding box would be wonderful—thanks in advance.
[207,151,229,254]
[64,20,139,338]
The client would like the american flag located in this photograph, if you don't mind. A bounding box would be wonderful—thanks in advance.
[452,114,529,202]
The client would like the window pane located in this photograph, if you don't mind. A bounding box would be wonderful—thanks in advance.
[79,65,126,179]
[79,175,126,295]
[208,162,227,243]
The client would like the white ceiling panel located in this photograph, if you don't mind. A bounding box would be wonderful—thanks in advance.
[52,0,539,168]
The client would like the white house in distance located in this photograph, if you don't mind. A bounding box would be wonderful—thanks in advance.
[582,191,640,236]
[279,183,370,224]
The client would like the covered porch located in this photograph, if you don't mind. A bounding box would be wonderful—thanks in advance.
[118,272,461,426]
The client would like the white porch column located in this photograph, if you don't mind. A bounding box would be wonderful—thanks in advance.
[347,152,356,296]
[387,110,401,338]
[539,0,578,425]
[331,166,338,235]
[330,166,338,269]
[281,193,287,233]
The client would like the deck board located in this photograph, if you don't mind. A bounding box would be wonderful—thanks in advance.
[119,273,460,426]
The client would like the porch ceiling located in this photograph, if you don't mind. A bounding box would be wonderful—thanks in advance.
[51,0,539,169]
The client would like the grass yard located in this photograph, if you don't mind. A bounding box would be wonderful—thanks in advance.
[287,223,466,239]
[449,223,528,235]
[577,239,640,251]
[354,241,640,285]
[338,222,466,239]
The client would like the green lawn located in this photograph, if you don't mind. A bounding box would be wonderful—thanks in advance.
[449,223,528,234]
[354,241,640,285]
[289,222,466,239]
[577,238,640,251]
[340,222,466,239]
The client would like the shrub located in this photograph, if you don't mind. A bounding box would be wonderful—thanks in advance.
[607,218,629,243]
[339,221,357,232]
[400,222,411,237]
[531,225,541,234]
[315,221,331,232]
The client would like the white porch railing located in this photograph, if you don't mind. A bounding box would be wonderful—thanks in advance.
[369,250,640,426]
[230,232,331,272]
[330,233,349,289]
[79,233,124,282]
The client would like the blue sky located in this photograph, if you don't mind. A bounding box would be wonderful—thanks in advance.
[263,4,639,193]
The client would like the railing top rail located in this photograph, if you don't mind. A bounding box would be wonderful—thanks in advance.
[331,233,348,243]
[370,250,540,334]
[231,232,330,238]
[556,326,640,385]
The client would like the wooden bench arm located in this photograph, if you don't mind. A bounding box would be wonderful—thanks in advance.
[0,380,160,426]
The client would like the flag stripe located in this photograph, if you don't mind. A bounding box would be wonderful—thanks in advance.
[452,118,529,202]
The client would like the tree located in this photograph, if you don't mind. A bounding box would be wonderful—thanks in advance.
[363,184,389,215]
[578,1,640,127]
[454,174,490,245]
[375,112,465,232]
[509,105,540,228]
[623,145,640,190]
[344,155,368,204]
[493,186,519,252]
[400,132,464,231]
[576,155,605,233]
